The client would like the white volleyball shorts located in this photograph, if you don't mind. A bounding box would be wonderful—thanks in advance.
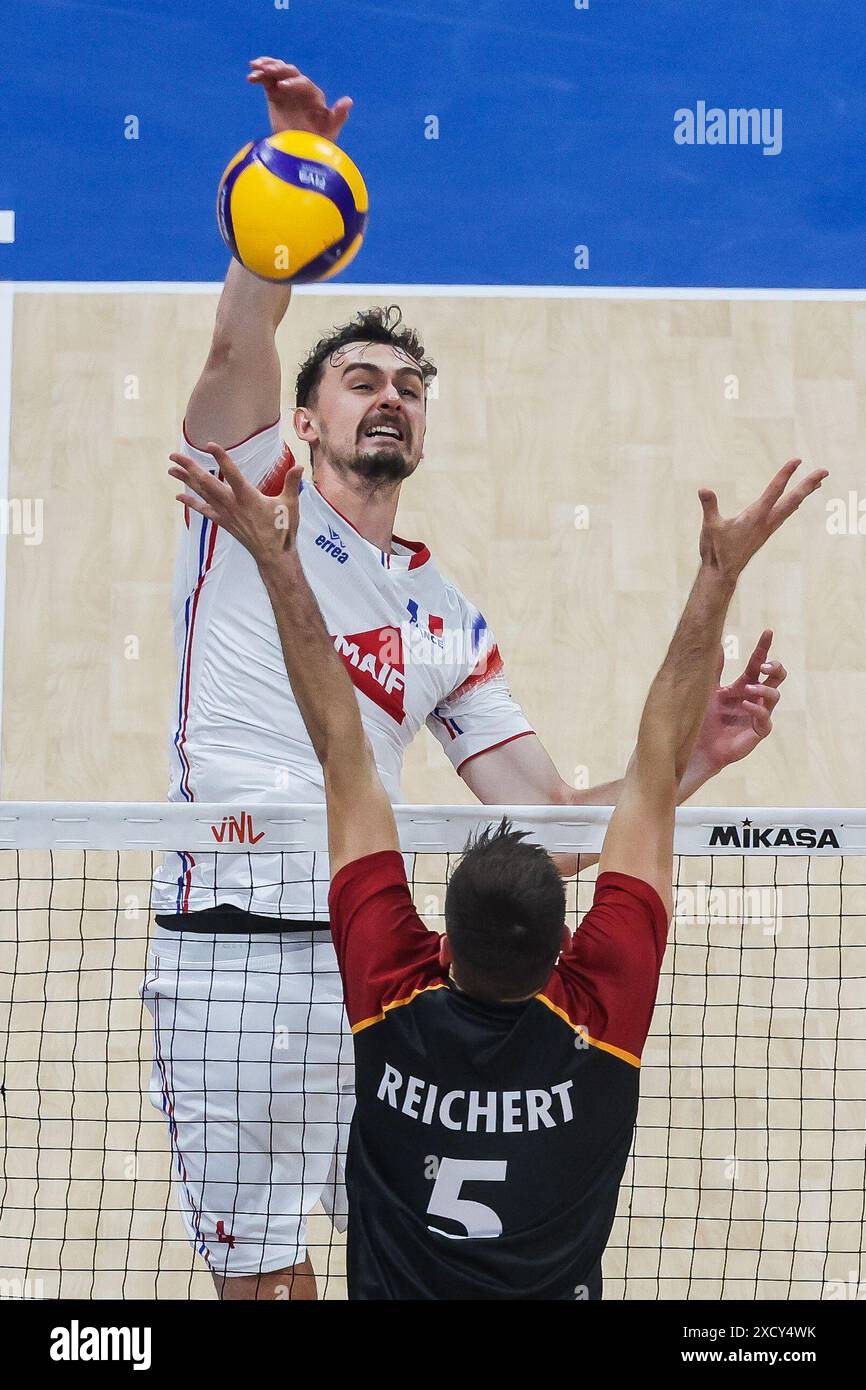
[141,928,354,1278]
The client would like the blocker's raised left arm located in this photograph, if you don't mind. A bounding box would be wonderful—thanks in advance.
[168,443,400,878]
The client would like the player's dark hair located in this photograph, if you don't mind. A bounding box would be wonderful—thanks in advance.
[444,818,567,1002]
[295,305,437,407]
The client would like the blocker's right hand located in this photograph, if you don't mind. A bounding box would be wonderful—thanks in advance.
[698,459,827,585]
[247,57,352,141]
[169,443,304,568]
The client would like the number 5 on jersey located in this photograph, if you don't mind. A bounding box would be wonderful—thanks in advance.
[426,1158,507,1239]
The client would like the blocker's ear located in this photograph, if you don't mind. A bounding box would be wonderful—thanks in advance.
[438,935,453,969]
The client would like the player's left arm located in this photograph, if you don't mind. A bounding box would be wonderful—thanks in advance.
[460,634,787,874]
[167,443,398,878]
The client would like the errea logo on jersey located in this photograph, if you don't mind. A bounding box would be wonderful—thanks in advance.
[316,525,349,564]
[333,627,406,724]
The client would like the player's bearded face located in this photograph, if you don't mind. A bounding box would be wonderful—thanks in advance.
[320,418,419,483]
[314,344,425,484]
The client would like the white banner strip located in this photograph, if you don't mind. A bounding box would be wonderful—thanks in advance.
[11,283,866,303]
[0,804,862,855]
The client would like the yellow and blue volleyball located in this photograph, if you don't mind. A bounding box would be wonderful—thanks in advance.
[217,130,369,284]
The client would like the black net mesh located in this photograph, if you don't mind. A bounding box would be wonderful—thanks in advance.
[0,843,864,1300]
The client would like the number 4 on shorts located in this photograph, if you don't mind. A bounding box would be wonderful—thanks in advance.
[426,1158,507,1239]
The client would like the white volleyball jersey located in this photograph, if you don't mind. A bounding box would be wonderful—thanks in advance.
[151,421,534,919]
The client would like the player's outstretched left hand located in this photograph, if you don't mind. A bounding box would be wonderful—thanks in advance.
[169,443,303,566]
[687,629,787,782]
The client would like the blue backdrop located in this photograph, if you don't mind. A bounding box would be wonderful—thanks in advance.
[1,0,864,286]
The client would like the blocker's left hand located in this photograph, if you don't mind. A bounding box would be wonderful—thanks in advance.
[169,443,303,567]
[684,629,786,787]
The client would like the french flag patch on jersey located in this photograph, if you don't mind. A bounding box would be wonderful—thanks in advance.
[406,600,444,638]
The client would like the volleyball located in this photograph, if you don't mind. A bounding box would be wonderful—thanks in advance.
[217,130,369,284]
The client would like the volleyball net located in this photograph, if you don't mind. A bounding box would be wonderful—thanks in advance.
[0,802,864,1301]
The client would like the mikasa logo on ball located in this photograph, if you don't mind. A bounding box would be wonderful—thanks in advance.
[298,164,327,191]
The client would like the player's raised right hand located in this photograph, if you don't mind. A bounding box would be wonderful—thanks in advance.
[247,57,353,141]
[169,444,303,570]
[697,459,827,586]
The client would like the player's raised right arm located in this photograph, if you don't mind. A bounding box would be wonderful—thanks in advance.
[599,461,827,915]
[184,260,290,449]
[184,60,352,450]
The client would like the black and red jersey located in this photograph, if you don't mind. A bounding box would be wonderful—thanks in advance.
[328,850,669,1300]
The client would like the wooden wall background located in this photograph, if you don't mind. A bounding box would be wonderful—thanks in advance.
[4,292,865,808]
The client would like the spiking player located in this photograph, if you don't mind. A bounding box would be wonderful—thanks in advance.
[145,57,790,1301]
[170,444,824,1299]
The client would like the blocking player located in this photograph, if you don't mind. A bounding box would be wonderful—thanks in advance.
[145,57,789,1301]
[169,444,825,1299]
